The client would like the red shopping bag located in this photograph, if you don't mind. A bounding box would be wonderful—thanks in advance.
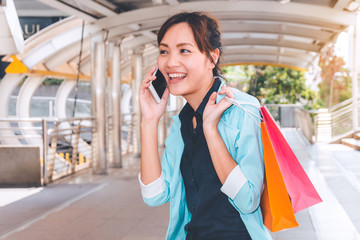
[260,106,322,213]
[260,122,299,232]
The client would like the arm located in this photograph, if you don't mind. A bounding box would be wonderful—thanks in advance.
[139,66,170,184]
[204,118,238,184]
[203,87,236,184]
[204,88,264,214]
[227,110,264,214]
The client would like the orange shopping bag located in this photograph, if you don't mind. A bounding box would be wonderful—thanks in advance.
[261,106,322,213]
[260,122,299,232]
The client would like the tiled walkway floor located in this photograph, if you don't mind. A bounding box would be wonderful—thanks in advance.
[0,128,360,240]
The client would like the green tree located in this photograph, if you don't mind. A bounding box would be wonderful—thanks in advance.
[317,44,351,107]
[42,77,63,86]
[222,65,318,108]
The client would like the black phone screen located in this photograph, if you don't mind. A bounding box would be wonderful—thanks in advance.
[152,69,167,99]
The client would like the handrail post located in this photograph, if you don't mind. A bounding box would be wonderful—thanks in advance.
[48,122,59,183]
[71,123,81,174]
[42,119,48,186]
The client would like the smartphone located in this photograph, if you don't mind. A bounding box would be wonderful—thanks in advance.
[148,67,167,103]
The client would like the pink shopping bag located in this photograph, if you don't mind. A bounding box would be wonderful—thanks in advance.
[260,106,322,213]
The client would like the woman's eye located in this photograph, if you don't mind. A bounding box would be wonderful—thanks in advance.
[159,50,168,54]
[181,49,190,53]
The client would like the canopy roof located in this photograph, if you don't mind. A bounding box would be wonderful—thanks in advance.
[7,0,359,75]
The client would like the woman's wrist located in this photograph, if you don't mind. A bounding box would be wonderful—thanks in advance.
[203,124,220,138]
[141,118,160,128]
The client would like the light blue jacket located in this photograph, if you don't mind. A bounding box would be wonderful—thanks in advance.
[141,82,272,240]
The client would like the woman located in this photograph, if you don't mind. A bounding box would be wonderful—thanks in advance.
[138,12,272,240]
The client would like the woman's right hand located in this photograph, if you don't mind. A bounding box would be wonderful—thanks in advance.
[139,66,170,124]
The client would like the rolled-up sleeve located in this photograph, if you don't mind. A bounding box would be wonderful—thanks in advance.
[138,148,172,207]
[219,100,264,215]
[220,165,247,200]
[138,173,166,199]
[233,104,264,214]
[138,118,183,207]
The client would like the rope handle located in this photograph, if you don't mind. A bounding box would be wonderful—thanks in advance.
[224,96,263,128]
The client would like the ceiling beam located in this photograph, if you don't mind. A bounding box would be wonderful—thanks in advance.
[222,47,314,61]
[37,0,97,22]
[164,0,179,5]
[333,0,350,10]
[16,9,68,17]
[224,52,312,64]
[74,0,116,17]
[222,38,321,52]
[222,55,308,69]
[220,22,337,42]
[97,1,357,30]
[122,36,155,49]
[221,61,308,71]
[141,30,157,40]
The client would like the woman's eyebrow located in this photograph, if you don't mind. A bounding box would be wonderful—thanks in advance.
[159,42,194,48]
[159,43,168,48]
[176,43,193,48]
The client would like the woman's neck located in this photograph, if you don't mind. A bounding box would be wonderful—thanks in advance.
[185,77,215,111]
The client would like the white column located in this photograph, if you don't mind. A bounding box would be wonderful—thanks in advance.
[352,17,359,132]
[132,48,142,157]
[110,43,122,167]
[92,41,107,174]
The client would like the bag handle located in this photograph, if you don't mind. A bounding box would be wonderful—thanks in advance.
[224,96,263,128]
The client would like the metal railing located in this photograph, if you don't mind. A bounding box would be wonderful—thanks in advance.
[47,117,93,183]
[0,117,94,185]
[265,104,314,143]
[294,108,314,143]
[0,107,178,185]
[311,96,360,142]
[265,97,360,144]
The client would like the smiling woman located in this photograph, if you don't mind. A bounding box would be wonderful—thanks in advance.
[138,12,272,240]
[157,22,218,106]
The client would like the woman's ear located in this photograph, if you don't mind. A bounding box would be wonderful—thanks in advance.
[210,48,220,68]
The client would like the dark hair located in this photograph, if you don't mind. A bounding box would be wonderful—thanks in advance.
[157,12,224,78]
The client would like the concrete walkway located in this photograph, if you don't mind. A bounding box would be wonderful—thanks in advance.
[0,128,360,240]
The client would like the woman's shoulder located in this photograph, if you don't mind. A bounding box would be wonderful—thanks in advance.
[221,88,261,128]
[232,88,260,107]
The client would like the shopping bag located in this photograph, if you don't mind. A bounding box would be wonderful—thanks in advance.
[260,122,299,232]
[261,106,322,213]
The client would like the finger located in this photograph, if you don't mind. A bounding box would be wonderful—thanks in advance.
[161,87,170,104]
[219,86,234,98]
[225,90,234,99]
[147,65,157,78]
[140,80,151,94]
[141,68,157,91]
[208,92,217,105]
[142,66,157,85]
[216,98,233,111]
[218,87,227,95]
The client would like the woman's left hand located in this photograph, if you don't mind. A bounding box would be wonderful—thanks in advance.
[203,86,234,133]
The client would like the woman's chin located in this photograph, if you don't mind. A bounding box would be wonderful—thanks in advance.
[167,85,183,96]
[168,89,183,97]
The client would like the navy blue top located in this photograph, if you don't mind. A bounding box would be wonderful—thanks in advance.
[179,79,251,240]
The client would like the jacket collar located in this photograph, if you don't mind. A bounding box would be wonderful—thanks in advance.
[215,76,227,104]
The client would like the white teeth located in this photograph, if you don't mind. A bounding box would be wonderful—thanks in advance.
[169,73,186,78]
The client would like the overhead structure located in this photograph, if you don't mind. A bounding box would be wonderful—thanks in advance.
[17,0,357,71]
[1,0,359,173]
[0,0,24,55]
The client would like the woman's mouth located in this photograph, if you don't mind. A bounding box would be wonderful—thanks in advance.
[168,73,187,81]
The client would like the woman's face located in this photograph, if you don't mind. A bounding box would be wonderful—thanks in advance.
[157,22,216,102]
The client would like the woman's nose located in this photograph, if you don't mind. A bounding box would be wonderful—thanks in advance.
[166,53,180,67]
